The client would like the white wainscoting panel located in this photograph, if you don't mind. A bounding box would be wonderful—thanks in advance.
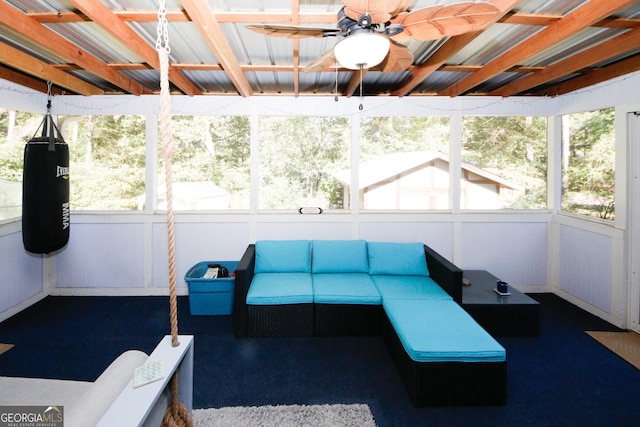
[152,222,250,289]
[359,221,455,261]
[559,224,612,314]
[56,223,145,288]
[0,231,44,312]
[256,220,353,241]
[459,222,548,287]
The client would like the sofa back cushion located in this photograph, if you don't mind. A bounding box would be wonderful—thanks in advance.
[312,240,369,273]
[367,241,429,276]
[255,240,311,273]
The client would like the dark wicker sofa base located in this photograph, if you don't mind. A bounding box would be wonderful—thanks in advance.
[247,303,314,337]
[315,303,383,336]
[247,303,382,337]
[383,312,507,406]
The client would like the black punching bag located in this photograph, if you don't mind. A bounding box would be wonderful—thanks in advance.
[22,114,70,253]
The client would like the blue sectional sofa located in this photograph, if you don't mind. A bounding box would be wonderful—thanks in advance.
[233,239,507,406]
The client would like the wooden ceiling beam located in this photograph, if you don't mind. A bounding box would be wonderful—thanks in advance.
[0,41,103,96]
[292,0,301,98]
[83,63,542,74]
[0,2,148,95]
[28,10,640,28]
[438,0,637,97]
[0,65,67,95]
[533,54,640,97]
[491,27,640,96]
[391,0,520,97]
[345,70,367,98]
[68,0,201,96]
[180,0,253,97]
[27,11,338,24]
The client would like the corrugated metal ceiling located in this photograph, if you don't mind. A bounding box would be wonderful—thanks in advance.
[0,0,639,97]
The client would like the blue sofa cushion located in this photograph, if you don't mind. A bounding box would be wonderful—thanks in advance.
[247,272,313,305]
[312,240,369,273]
[367,242,429,276]
[313,273,381,305]
[383,299,506,363]
[372,275,452,301]
[255,240,311,273]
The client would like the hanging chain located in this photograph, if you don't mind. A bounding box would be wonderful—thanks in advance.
[156,0,170,54]
[46,81,52,113]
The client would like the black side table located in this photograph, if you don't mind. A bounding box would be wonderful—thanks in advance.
[461,270,540,337]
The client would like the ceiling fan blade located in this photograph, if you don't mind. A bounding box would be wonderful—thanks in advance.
[246,24,340,39]
[343,0,411,24]
[389,0,413,18]
[373,41,413,73]
[389,13,411,43]
[302,48,338,73]
[394,1,500,41]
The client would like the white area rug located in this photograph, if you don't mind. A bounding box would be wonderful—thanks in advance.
[193,403,376,427]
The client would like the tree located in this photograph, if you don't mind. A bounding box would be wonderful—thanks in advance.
[259,116,349,209]
[0,110,41,181]
[169,115,251,209]
[361,116,450,161]
[563,108,615,219]
[60,114,146,210]
[462,116,548,209]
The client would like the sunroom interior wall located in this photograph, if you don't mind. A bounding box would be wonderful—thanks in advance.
[0,80,47,113]
[0,82,49,320]
[55,221,146,289]
[0,226,45,318]
[3,71,640,326]
[459,219,549,288]
[151,221,251,289]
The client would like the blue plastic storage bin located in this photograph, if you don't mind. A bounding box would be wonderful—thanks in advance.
[185,261,238,315]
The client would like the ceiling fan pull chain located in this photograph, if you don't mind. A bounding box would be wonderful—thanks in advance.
[335,62,339,102]
[359,65,364,111]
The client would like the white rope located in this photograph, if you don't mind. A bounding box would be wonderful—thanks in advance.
[156,2,193,426]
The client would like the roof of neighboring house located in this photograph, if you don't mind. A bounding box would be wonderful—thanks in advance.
[333,151,525,192]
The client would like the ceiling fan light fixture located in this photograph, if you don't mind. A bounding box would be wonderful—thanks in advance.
[333,33,390,70]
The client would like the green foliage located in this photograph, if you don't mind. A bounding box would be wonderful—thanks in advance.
[169,115,250,209]
[259,116,349,209]
[462,116,548,209]
[60,114,146,210]
[562,108,615,220]
[0,107,614,217]
[361,116,450,160]
[0,110,42,181]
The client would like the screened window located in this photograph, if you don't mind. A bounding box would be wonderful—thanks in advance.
[59,115,146,210]
[561,108,615,220]
[359,116,450,210]
[259,116,350,210]
[158,116,250,210]
[461,116,547,209]
[0,109,41,220]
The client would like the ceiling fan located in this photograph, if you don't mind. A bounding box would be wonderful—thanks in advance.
[247,1,500,73]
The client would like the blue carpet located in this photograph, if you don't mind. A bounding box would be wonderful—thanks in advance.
[1,294,639,427]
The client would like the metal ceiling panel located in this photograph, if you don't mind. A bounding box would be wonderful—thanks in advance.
[526,27,626,67]
[448,23,543,65]
[47,22,143,63]
[0,25,69,63]
[1,0,639,97]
